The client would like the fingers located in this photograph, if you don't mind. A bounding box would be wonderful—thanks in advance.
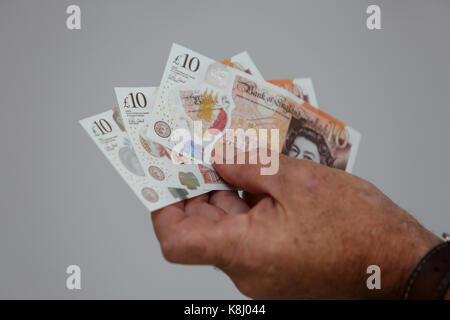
[209,190,250,214]
[213,151,292,198]
[242,191,267,207]
[185,198,228,222]
[152,202,186,242]
[154,210,247,265]
[151,193,248,265]
[183,193,210,217]
[151,194,208,241]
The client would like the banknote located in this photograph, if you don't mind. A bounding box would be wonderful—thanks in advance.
[79,108,209,212]
[115,87,230,190]
[114,52,264,190]
[268,78,319,108]
[145,43,361,172]
[115,80,316,191]
[221,51,263,79]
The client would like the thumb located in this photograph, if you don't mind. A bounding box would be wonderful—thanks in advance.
[212,145,290,197]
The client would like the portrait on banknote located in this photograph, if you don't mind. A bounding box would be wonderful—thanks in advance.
[283,118,334,166]
[282,114,354,171]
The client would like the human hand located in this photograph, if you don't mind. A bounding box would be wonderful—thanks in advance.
[152,153,441,299]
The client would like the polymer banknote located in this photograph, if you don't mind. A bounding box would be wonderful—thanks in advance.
[143,43,361,173]
[79,109,209,212]
[115,87,230,190]
[114,52,265,190]
[268,78,319,108]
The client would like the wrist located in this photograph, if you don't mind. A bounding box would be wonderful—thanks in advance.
[368,223,442,299]
[395,231,443,299]
[402,237,450,299]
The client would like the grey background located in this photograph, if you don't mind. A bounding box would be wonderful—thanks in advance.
[0,0,449,299]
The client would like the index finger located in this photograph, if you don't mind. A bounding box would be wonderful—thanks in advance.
[151,201,186,242]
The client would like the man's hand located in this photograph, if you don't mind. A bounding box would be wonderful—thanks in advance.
[152,154,441,299]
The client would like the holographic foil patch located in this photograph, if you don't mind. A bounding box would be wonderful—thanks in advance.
[205,63,230,88]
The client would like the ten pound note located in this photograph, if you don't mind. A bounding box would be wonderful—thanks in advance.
[268,78,319,109]
[114,87,231,191]
[79,45,359,213]
[79,109,209,212]
[144,43,361,173]
[114,52,265,191]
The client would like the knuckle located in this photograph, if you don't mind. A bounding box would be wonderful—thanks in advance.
[233,278,270,299]
[233,278,256,298]
[160,239,179,263]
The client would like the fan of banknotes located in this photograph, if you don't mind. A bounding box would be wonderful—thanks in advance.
[80,44,361,212]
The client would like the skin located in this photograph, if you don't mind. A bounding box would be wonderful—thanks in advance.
[152,151,446,299]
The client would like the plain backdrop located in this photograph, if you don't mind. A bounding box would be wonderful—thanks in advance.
[0,0,449,299]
